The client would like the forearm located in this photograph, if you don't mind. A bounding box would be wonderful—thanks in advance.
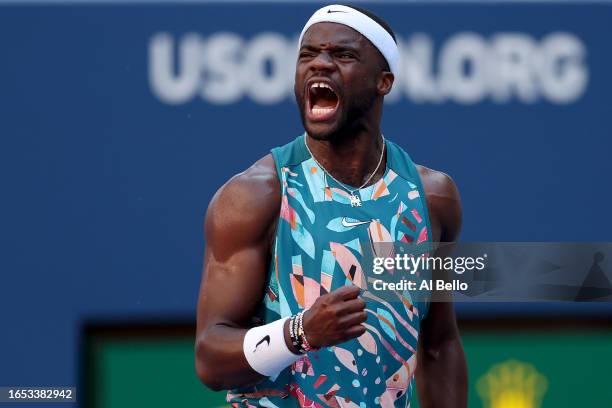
[196,319,302,391]
[416,335,468,408]
[195,324,263,390]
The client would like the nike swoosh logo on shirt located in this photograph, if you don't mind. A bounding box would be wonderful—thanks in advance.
[341,218,371,228]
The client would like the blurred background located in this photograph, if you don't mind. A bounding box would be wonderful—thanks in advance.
[1,0,611,407]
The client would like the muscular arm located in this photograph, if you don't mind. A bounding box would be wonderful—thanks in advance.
[416,167,468,408]
[195,154,280,391]
[194,155,367,391]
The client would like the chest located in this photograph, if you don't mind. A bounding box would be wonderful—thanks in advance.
[277,170,429,298]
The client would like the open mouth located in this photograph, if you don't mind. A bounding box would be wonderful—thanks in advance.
[307,81,339,121]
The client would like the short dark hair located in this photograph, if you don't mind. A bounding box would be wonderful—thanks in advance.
[344,5,397,44]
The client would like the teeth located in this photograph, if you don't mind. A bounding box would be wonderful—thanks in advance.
[311,107,335,116]
[310,82,333,91]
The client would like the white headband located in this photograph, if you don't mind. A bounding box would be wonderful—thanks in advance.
[298,4,399,75]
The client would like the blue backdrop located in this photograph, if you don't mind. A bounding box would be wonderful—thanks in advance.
[0,1,610,402]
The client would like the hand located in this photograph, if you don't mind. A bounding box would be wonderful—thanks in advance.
[302,285,367,348]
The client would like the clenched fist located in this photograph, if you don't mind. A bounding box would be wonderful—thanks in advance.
[302,285,367,348]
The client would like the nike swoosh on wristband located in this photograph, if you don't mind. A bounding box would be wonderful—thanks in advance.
[341,218,372,228]
[253,335,271,352]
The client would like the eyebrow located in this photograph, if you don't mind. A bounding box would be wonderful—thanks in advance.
[299,43,361,53]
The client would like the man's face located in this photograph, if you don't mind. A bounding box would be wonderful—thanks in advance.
[294,22,388,140]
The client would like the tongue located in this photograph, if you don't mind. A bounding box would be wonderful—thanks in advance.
[311,87,338,110]
[313,96,336,110]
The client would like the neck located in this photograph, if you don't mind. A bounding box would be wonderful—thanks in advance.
[306,123,386,189]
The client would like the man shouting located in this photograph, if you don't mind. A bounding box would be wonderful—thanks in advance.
[195,4,467,407]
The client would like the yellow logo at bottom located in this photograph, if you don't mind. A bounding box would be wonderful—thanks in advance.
[477,359,548,408]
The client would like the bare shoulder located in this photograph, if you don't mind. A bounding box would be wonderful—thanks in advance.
[415,164,462,242]
[416,165,460,201]
[205,154,280,249]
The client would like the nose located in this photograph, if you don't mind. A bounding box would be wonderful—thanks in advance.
[309,51,335,72]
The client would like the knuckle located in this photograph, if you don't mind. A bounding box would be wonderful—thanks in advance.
[316,297,331,310]
[331,305,344,319]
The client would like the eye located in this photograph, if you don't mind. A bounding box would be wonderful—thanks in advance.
[337,52,355,60]
[299,51,315,59]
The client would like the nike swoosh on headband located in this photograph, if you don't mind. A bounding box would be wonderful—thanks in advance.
[327,9,347,13]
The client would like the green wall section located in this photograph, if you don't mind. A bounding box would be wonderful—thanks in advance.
[86,337,227,408]
[461,331,612,408]
[86,329,612,408]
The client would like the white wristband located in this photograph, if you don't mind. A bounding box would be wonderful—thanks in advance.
[243,317,302,377]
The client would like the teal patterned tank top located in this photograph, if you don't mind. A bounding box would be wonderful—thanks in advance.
[228,134,432,408]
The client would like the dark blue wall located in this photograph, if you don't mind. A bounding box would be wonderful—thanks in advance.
[0,2,610,402]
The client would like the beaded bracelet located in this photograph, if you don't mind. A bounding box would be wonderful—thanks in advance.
[289,311,320,353]
[289,313,300,351]
[297,311,318,352]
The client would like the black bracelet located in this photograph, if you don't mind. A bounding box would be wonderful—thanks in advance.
[288,311,319,354]
[289,314,305,353]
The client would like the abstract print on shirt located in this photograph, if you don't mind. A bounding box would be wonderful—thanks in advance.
[227,134,432,408]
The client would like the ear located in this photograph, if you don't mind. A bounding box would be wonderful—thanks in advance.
[377,71,394,95]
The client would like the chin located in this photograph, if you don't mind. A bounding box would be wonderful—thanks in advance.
[304,122,338,141]
[302,107,347,141]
